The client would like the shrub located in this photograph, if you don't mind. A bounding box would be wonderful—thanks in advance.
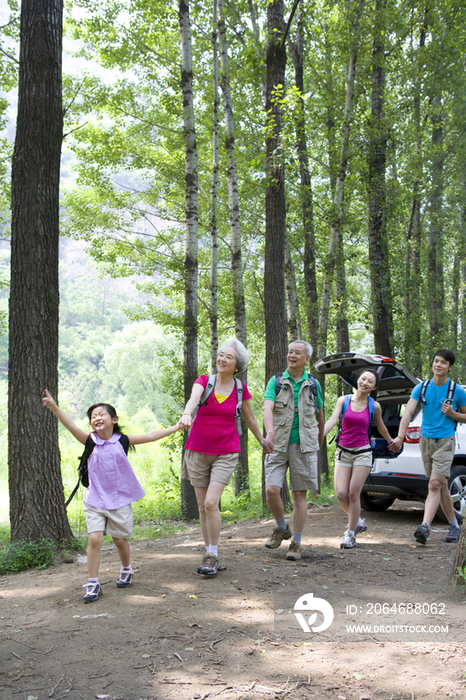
[0,538,57,573]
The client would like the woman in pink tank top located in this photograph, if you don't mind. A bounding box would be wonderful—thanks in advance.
[324,370,393,550]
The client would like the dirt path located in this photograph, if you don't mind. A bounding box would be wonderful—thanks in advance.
[1,501,465,700]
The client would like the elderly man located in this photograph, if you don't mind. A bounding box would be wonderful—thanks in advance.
[263,340,324,561]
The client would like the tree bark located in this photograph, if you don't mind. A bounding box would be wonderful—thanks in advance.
[317,0,365,363]
[179,0,199,519]
[264,0,290,509]
[404,13,425,376]
[428,95,445,351]
[284,236,302,342]
[368,0,393,356]
[218,0,249,494]
[264,0,288,382]
[210,0,219,373]
[288,13,317,348]
[9,0,74,545]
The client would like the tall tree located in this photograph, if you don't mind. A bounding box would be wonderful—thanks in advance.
[367,0,393,355]
[403,9,426,375]
[427,93,445,350]
[317,0,365,362]
[264,0,288,382]
[179,0,199,519]
[209,0,220,373]
[288,11,318,348]
[218,0,250,494]
[9,0,74,544]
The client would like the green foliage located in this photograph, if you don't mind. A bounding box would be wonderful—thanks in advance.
[456,565,466,585]
[0,538,57,573]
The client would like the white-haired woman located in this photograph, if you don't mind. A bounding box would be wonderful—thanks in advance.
[180,339,267,576]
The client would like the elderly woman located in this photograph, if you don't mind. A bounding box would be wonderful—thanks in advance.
[180,339,267,576]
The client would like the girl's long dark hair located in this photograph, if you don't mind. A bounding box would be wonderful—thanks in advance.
[358,370,379,400]
[87,403,124,434]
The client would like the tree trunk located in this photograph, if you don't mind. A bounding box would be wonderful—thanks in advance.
[264,0,288,382]
[317,0,365,363]
[335,235,350,356]
[450,250,459,355]
[368,0,393,356]
[284,235,302,342]
[404,15,425,376]
[428,95,445,351]
[210,0,219,373]
[179,0,199,520]
[288,13,317,348]
[264,0,290,509]
[218,0,249,494]
[459,203,466,382]
[9,0,74,545]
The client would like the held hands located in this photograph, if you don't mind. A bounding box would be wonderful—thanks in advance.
[388,436,403,453]
[263,431,274,454]
[179,413,193,430]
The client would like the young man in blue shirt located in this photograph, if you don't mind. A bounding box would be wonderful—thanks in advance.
[390,350,466,544]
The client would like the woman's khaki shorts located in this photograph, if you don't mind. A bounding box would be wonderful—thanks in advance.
[335,445,373,468]
[83,501,133,538]
[419,435,455,477]
[183,450,239,488]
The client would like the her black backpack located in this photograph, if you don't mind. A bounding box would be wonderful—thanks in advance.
[65,433,130,507]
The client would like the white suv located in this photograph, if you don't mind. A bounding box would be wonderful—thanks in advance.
[314,352,466,520]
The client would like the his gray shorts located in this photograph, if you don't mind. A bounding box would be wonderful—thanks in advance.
[265,443,318,492]
[419,435,455,478]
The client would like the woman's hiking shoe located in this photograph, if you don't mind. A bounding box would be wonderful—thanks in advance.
[340,533,356,549]
[445,524,461,543]
[197,553,220,576]
[286,540,302,561]
[414,524,430,544]
[265,526,292,549]
[117,570,133,588]
[83,581,103,603]
[345,520,367,536]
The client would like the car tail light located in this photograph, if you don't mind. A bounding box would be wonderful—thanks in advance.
[405,427,421,443]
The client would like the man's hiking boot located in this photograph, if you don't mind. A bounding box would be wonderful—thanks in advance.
[197,553,220,576]
[265,526,292,549]
[414,524,430,545]
[445,524,461,543]
[83,581,103,603]
[286,540,302,561]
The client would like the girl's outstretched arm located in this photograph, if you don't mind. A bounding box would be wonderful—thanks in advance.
[128,421,183,446]
[323,395,345,437]
[42,390,89,445]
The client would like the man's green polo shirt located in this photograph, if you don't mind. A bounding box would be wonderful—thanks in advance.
[264,369,323,443]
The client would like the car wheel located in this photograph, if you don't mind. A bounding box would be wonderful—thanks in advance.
[436,465,466,522]
[449,465,466,519]
[360,493,395,512]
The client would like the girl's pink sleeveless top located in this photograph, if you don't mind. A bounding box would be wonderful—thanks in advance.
[339,402,370,448]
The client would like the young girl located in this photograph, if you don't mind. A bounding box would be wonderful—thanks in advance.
[324,371,394,549]
[43,390,181,602]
